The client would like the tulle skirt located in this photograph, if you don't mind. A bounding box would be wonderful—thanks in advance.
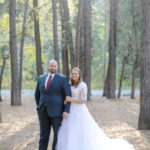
[56,103,135,150]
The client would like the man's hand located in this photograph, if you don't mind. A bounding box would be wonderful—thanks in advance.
[62,112,68,118]
[64,100,67,105]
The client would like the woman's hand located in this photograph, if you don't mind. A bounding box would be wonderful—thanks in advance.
[64,96,71,105]
[66,96,71,102]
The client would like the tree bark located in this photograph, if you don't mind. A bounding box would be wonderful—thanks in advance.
[103,65,109,96]
[52,0,60,72]
[0,103,2,123]
[61,0,75,69]
[117,61,125,98]
[0,54,9,102]
[131,65,136,99]
[117,52,130,98]
[9,0,21,105]
[75,0,83,67]
[131,52,140,99]
[131,0,140,99]
[131,0,137,37]
[117,40,131,98]
[138,0,150,130]
[18,0,29,104]
[79,3,84,77]
[59,0,69,77]
[79,21,84,77]
[103,0,107,87]
[84,0,91,100]
[107,0,118,99]
[33,0,43,77]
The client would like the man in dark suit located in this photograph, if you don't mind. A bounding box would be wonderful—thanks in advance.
[34,60,71,150]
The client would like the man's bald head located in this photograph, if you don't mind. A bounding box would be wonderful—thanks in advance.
[49,60,58,66]
[48,60,58,74]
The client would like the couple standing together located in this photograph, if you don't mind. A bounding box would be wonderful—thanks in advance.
[34,60,135,150]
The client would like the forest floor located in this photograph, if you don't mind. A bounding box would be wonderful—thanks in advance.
[0,94,150,150]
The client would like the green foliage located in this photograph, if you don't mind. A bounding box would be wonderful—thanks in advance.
[0,0,141,90]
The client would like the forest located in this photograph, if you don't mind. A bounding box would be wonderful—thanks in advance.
[0,0,141,93]
[0,0,150,148]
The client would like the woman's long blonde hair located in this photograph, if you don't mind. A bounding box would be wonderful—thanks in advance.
[70,68,82,87]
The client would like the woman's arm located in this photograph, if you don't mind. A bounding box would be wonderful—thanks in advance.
[65,96,85,104]
[64,82,88,104]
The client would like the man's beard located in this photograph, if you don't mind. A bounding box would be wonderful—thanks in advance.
[50,69,56,74]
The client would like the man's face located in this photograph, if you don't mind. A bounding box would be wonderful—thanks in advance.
[48,62,58,74]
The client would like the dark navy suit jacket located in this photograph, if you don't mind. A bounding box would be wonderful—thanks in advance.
[34,73,71,117]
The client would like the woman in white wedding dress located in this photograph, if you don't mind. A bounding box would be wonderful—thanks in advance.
[56,68,135,150]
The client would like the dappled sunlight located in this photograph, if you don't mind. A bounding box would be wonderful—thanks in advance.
[0,95,150,150]
[11,131,38,150]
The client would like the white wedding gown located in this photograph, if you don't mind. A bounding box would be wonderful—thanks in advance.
[56,82,135,150]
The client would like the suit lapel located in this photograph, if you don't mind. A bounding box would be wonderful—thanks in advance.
[43,74,48,92]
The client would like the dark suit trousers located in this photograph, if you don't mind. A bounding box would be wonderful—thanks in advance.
[37,104,62,150]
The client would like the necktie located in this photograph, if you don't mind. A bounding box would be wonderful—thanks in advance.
[46,75,52,91]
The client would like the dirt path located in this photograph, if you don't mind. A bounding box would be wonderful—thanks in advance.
[0,95,150,150]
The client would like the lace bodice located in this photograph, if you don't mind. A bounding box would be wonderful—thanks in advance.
[71,82,87,101]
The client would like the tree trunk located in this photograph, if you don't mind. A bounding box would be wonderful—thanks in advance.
[117,60,125,98]
[103,64,109,96]
[79,5,84,78]
[131,64,136,99]
[79,22,84,77]
[118,42,131,98]
[52,0,60,72]
[84,0,91,100]
[61,0,75,69]
[18,0,29,104]
[131,0,140,99]
[33,0,43,77]
[0,55,9,101]
[61,28,69,77]
[64,47,69,78]
[59,0,69,77]
[138,0,150,130]
[9,0,21,105]
[107,0,118,99]
[131,0,137,37]
[131,52,140,99]
[0,103,2,123]
[103,0,107,87]
[75,0,83,67]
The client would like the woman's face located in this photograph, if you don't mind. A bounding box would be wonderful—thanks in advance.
[71,70,80,82]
